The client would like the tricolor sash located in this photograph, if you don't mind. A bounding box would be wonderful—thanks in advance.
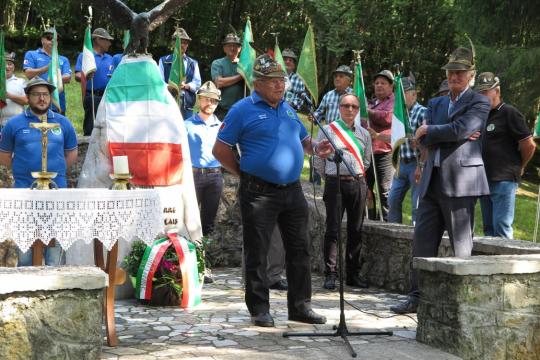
[329,119,365,176]
[135,233,202,308]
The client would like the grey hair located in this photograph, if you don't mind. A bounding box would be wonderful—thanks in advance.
[338,93,360,105]
[445,69,476,87]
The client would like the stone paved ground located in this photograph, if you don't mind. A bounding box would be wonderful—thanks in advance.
[102,268,460,360]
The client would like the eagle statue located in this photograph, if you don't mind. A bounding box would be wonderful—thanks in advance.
[95,0,191,54]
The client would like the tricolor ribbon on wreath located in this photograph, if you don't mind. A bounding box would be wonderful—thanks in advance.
[135,232,201,308]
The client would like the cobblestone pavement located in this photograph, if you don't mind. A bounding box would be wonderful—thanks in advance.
[102,268,459,360]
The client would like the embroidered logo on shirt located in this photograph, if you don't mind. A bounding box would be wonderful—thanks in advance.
[486,124,495,132]
[22,129,30,134]
[258,114,268,120]
[287,109,295,118]
[51,127,62,136]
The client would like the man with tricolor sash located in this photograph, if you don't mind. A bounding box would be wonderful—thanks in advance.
[313,94,372,291]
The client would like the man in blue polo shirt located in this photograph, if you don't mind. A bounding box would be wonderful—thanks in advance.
[186,81,223,237]
[23,28,72,114]
[159,28,201,120]
[0,77,78,266]
[213,54,332,327]
[75,28,115,136]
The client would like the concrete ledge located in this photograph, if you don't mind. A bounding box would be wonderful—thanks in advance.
[473,237,540,255]
[0,266,108,294]
[414,254,540,275]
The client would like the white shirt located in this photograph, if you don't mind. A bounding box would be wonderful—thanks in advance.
[1,75,26,126]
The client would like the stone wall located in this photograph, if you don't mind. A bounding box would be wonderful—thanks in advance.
[414,255,540,360]
[0,266,107,360]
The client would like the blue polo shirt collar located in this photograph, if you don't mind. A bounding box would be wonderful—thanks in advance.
[192,113,219,125]
[24,109,55,120]
[36,48,51,57]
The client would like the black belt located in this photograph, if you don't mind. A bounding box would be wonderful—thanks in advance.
[326,174,363,182]
[241,172,298,189]
[402,157,417,164]
[192,167,221,174]
[86,89,105,96]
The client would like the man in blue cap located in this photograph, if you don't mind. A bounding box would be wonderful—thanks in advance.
[75,28,115,136]
[213,54,332,327]
[23,28,71,114]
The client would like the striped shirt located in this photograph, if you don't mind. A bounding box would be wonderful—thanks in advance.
[313,87,352,123]
[313,120,372,177]
[399,102,426,160]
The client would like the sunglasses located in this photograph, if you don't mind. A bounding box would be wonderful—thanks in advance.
[339,104,359,110]
[44,35,53,41]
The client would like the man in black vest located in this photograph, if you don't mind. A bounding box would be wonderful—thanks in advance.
[158,28,201,120]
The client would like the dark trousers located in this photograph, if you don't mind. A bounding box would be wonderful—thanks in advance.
[83,94,103,136]
[409,168,475,299]
[323,176,367,277]
[366,152,394,221]
[193,171,223,236]
[239,174,312,315]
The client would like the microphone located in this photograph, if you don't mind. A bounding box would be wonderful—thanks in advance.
[300,92,314,107]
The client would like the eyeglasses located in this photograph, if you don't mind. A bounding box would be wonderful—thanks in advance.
[200,97,219,104]
[261,78,286,86]
[29,92,51,98]
[339,104,359,110]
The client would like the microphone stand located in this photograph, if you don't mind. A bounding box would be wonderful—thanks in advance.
[283,97,393,358]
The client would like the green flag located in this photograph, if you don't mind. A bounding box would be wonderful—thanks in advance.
[47,28,62,111]
[296,23,318,106]
[168,34,185,94]
[274,42,286,73]
[390,73,411,148]
[534,111,540,139]
[0,31,6,108]
[122,30,130,51]
[353,61,369,119]
[237,17,256,91]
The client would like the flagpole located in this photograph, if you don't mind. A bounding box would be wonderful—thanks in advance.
[353,50,384,221]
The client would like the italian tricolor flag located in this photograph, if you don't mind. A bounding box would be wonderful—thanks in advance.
[329,119,365,176]
[100,56,184,186]
[80,25,97,101]
[391,73,411,149]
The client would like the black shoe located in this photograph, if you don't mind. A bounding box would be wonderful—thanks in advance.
[323,274,336,290]
[289,309,327,324]
[251,312,274,327]
[269,279,288,291]
[390,299,418,314]
[346,275,369,288]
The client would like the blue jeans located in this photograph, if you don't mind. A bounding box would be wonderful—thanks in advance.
[18,242,65,266]
[480,180,518,239]
[388,160,419,224]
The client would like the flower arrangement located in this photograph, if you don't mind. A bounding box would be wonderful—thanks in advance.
[122,236,210,307]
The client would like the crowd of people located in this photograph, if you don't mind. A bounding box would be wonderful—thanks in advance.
[0,26,536,326]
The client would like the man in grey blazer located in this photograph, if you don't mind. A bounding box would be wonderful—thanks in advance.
[390,46,491,314]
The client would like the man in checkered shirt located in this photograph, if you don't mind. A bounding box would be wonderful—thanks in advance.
[312,65,353,123]
[387,74,426,224]
[282,49,307,111]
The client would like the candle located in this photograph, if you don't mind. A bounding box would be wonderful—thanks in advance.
[113,156,129,174]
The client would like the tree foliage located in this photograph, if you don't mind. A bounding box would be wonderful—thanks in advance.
[1,0,539,120]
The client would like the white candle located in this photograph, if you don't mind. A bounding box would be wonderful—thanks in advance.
[113,156,129,174]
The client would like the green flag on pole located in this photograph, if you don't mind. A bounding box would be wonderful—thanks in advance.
[274,42,286,73]
[0,31,6,108]
[168,33,185,94]
[534,110,540,139]
[390,73,411,148]
[47,28,62,111]
[237,17,256,91]
[296,23,318,106]
[353,61,369,119]
[122,30,130,51]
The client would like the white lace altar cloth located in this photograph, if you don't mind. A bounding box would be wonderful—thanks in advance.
[0,188,163,252]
